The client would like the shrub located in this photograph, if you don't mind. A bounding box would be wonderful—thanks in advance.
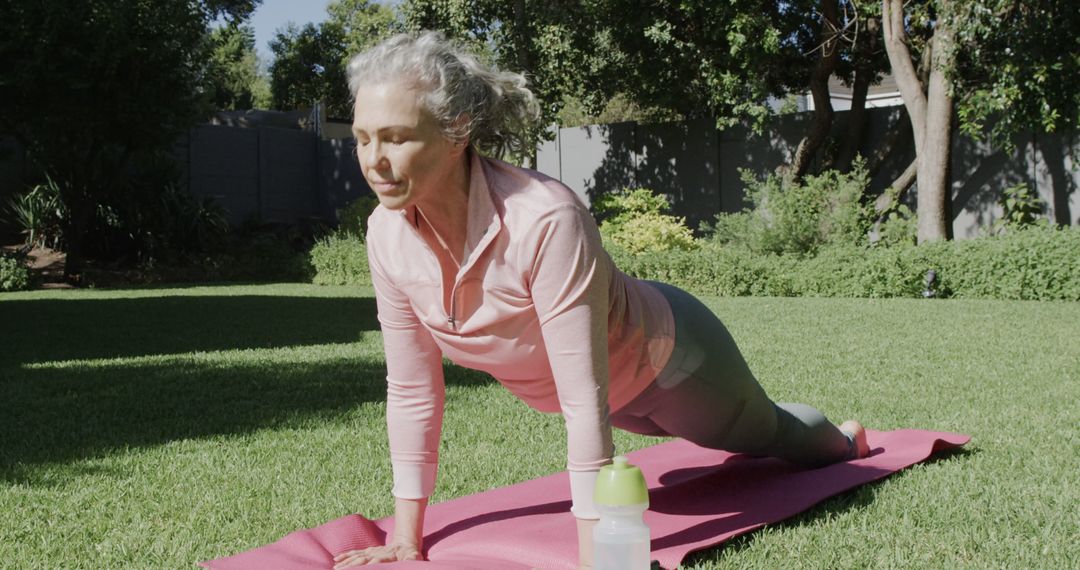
[82,224,314,287]
[310,233,370,286]
[706,161,874,255]
[993,182,1048,234]
[100,173,229,264]
[6,177,66,249]
[593,188,699,254]
[0,255,31,292]
[613,225,1080,301]
[941,224,1080,300]
[335,195,380,238]
[789,243,945,298]
[612,243,799,297]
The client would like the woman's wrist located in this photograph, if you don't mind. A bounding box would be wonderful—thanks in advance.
[392,496,429,549]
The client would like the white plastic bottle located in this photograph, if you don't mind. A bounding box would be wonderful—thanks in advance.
[593,456,650,570]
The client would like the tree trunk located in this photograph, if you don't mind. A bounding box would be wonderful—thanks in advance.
[790,0,840,178]
[835,17,879,173]
[882,0,953,243]
[61,187,91,282]
[916,22,955,242]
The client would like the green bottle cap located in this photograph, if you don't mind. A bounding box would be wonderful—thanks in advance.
[594,456,649,506]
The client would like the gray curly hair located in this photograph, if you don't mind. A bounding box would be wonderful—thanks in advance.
[347,31,540,158]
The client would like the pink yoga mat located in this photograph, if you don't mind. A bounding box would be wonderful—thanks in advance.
[202,429,969,569]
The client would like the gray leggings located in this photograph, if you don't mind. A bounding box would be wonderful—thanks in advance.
[611,282,851,467]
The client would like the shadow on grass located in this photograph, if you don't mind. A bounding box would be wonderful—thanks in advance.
[0,295,381,367]
[0,353,498,484]
[679,445,975,566]
[0,292,500,483]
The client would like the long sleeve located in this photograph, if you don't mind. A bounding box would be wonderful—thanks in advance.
[368,238,446,500]
[526,203,614,518]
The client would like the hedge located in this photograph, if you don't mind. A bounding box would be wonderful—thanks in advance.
[308,225,1080,301]
[614,225,1080,301]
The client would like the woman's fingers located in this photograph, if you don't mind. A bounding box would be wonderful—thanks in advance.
[332,545,421,568]
[333,549,379,568]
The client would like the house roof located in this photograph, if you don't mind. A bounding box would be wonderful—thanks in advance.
[826,73,900,99]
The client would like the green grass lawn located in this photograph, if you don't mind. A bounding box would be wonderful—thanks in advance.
[1,283,1077,568]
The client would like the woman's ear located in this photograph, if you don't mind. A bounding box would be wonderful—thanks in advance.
[450,114,470,151]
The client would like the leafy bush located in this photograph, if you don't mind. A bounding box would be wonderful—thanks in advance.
[942,224,1080,300]
[593,188,698,254]
[97,156,229,264]
[993,182,1048,234]
[309,233,370,286]
[707,161,874,255]
[335,195,380,238]
[6,177,66,249]
[610,243,799,297]
[613,225,1080,301]
[0,255,31,292]
[309,194,380,286]
[82,225,314,287]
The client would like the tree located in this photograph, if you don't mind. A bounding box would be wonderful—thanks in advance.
[328,0,403,57]
[581,1,791,131]
[269,0,400,118]
[270,22,350,115]
[0,0,260,278]
[882,0,955,243]
[205,23,267,110]
[880,0,1078,242]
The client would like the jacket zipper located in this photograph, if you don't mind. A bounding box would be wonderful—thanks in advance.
[406,210,459,332]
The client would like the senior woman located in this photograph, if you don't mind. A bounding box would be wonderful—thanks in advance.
[333,31,869,569]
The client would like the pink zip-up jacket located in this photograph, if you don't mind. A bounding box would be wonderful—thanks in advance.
[366,152,674,516]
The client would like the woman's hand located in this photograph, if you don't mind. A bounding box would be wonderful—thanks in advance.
[332,543,422,568]
[334,496,428,567]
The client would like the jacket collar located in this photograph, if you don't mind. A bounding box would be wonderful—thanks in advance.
[396,150,502,274]
[461,150,501,266]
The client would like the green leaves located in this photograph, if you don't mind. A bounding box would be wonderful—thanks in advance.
[592,188,700,255]
[948,0,1080,147]
[268,0,400,118]
[205,23,265,110]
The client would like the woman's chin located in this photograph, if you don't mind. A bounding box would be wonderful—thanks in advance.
[374,192,410,211]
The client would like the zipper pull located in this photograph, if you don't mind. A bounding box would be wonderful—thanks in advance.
[447,315,456,329]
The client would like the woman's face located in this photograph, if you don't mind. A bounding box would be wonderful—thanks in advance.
[352,81,465,211]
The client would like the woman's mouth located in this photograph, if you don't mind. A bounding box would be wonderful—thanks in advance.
[369,180,402,193]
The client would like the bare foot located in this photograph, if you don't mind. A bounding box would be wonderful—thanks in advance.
[839,420,870,459]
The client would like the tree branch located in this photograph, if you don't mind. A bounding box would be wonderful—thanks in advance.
[790,0,841,178]
[875,157,917,214]
[881,0,927,153]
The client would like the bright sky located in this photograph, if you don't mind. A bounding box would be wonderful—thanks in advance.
[249,0,333,60]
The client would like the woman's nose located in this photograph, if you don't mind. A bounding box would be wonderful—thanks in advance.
[360,141,386,169]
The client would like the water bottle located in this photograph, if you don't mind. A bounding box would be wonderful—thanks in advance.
[593,455,650,570]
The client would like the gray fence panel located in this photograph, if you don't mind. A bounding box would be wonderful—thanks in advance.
[321,138,369,220]
[949,132,1032,237]
[637,117,721,228]
[540,109,1079,234]
[3,112,1073,237]
[535,130,561,181]
[189,125,259,226]
[259,127,318,224]
[1036,133,1078,226]
[556,122,637,206]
